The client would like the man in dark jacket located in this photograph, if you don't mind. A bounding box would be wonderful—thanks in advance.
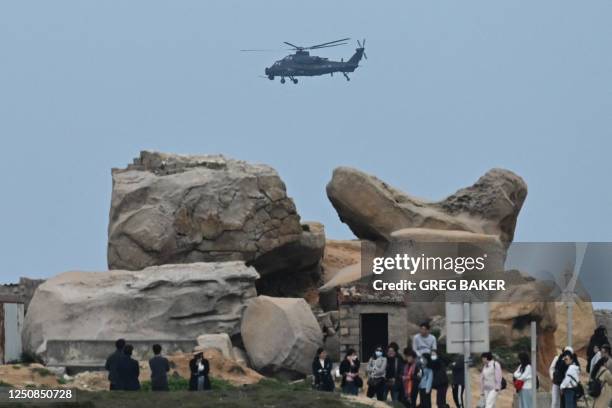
[385,343,405,402]
[105,338,126,390]
[431,352,449,408]
[118,344,140,391]
[149,344,170,391]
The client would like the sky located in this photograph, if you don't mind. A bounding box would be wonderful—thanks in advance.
[1,1,611,289]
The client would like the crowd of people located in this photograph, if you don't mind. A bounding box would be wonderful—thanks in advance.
[310,323,612,408]
[104,339,212,391]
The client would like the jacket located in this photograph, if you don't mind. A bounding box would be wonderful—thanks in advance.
[189,358,211,391]
[339,358,360,388]
[118,356,140,391]
[560,364,580,389]
[312,357,335,391]
[593,365,612,408]
[104,350,125,388]
[513,364,533,390]
[367,356,387,379]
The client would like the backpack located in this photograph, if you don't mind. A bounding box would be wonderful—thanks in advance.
[495,361,507,390]
[567,374,585,400]
[588,370,605,398]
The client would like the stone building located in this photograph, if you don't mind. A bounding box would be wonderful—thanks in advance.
[336,278,409,361]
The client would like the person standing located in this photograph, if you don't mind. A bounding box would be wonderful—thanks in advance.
[513,352,533,408]
[149,344,170,391]
[413,322,437,357]
[451,355,465,408]
[549,347,573,408]
[480,352,502,408]
[366,346,387,401]
[591,349,612,408]
[385,343,405,402]
[118,344,140,391]
[189,351,211,391]
[418,353,434,408]
[312,348,335,392]
[560,351,581,408]
[431,352,449,408]
[104,338,126,390]
[402,348,419,408]
[339,348,361,395]
[587,326,609,374]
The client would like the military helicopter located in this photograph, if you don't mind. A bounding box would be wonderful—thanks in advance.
[242,38,367,84]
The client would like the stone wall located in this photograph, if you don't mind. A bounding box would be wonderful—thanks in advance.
[0,278,45,311]
[338,303,408,360]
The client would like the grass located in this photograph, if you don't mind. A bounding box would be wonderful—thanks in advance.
[31,368,52,377]
[0,378,372,408]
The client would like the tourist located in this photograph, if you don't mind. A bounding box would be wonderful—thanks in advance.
[413,322,437,357]
[451,355,465,408]
[600,343,612,372]
[402,348,419,408]
[384,342,405,402]
[189,351,211,391]
[549,347,573,408]
[513,352,533,408]
[431,351,449,408]
[418,353,433,408]
[366,345,387,401]
[591,346,612,408]
[149,343,170,391]
[591,344,602,375]
[339,348,361,395]
[118,344,141,391]
[479,352,502,408]
[560,351,581,408]
[104,338,126,390]
[312,347,335,392]
[588,326,609,373]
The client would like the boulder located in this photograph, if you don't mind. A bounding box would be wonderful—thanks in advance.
[23,262,258,355]
[326,167,527,248]
[241,296,322,378]
[196,333,234,360]
[108,151,304,272]
[595,310,612,339]
[554,300,597,354]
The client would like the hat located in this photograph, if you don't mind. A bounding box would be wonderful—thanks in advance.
[563,346,574,353]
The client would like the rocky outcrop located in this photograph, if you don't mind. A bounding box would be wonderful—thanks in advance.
[326,167,527,248]
[195,333,234,360]
[108,151,305,272]
[241,296,322,378]
[23,262,258,355]
[595,310,612,338]
[554,300,597,353]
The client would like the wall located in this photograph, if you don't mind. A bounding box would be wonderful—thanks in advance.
[338,303,408,360]
[1,303,25,364]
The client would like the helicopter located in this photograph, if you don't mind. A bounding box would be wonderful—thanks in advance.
[242,38,367,84]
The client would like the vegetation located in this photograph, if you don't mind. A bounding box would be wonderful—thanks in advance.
[1,379,372,408]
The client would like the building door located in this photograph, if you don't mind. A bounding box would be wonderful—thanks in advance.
[360,313,388,361]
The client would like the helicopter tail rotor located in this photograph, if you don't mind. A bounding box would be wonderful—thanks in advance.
[357,39,367,60]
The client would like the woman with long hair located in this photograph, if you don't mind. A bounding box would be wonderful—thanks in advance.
[513,352,533,408]
[339,348,361,395]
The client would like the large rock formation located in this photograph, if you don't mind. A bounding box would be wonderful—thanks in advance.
[554,300,597,354]
[326,167,527,248]
[108,151,316,273]
[23,262,258,356]
[241,296,322,378]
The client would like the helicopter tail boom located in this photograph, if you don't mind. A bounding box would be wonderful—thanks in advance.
[345,39,366,70]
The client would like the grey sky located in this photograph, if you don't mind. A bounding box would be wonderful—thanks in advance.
[1,1,611,288]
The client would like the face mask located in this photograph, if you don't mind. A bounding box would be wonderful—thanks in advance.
[375,351,383,358]
[431,355,438,361]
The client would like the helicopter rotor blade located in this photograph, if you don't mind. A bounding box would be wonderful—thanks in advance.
[308,42,348,50]
[283,41,302,49]
[241,49,289,52]
[308,37,350,49]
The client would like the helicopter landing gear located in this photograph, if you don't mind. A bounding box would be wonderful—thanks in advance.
[290,77,298,84]
[343,72,350,81]
[280,77,286,84]
[268,74,274,80]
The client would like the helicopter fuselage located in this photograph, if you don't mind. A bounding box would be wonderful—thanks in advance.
[265,48,364,82]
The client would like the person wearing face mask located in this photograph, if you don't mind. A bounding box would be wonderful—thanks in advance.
[367,346,388,401]
[418,353,434,408]
[431,351,449,408]
[340,348,361,395]
[312,348,335,392]
[385,342,405,402]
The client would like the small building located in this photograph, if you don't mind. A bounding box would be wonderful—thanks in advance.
[0,295,25,364]
[337,278,409,361]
